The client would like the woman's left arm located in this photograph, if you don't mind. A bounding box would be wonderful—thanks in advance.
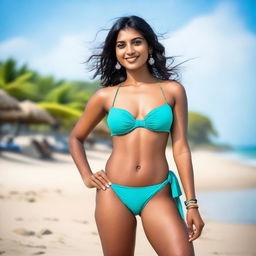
[169,81,205,242]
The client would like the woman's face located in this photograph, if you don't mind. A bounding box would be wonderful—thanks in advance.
[115,27,151,71]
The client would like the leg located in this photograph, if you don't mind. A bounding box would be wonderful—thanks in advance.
[140,184,195,256]
[95,187,137,256]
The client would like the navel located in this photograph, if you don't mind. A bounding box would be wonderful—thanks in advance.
[136,165,141,171]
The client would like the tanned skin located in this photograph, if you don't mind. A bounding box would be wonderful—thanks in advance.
[69,27,204,256]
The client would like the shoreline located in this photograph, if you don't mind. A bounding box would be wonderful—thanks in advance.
[172,148,256,191]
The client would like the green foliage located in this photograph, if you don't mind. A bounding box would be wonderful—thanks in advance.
[38,102,82,119]
[30,75,64,102]
[0,58,38,100]
[188,112,218,146]
[43,82,92,106]
[0,58,30,84]
[44,83,74,103]
[38,102,83,129]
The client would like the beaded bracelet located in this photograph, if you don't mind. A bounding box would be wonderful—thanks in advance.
[187,205,199,210]
[184,199,197,206]
[186,204,198,208]
[184,199,197,203]
[186,203,198,207]
[186,204,199,208]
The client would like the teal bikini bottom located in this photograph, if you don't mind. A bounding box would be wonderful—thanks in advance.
[109,170,184,220]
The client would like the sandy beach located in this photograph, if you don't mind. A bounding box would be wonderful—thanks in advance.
[0,140,256,256]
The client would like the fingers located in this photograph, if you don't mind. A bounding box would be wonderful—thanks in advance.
[187,218,194,240]
[188,222,205,242]
[90,169,112,190]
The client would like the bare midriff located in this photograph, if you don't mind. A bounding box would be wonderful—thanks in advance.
[105,129,170,186]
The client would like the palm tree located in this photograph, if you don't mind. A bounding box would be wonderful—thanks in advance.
[0,58,37,100]
[0,59,87,128]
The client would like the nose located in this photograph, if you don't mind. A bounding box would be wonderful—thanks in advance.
[126,43,135,55]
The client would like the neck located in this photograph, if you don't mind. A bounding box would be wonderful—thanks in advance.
[123,65,159,86]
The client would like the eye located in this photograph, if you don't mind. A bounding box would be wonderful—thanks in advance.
[116,44,125,48]
[134,40,142,45]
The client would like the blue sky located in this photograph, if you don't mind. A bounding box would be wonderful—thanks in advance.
[1,0,255,146]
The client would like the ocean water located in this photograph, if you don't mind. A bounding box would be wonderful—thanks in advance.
[197,188,256,223]
[193,146,256,223]
[219,145,256,167]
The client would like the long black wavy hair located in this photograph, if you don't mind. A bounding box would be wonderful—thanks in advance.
[85,15,189,87]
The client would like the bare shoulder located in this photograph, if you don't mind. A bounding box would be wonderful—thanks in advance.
[160,80,186,104]
[161,80,186,94]
[90,85,113,102]
[93,86,109,99]
[89,85,117,110]
[96,85,118,96]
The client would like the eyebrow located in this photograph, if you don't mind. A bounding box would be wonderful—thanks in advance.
[116,37,144,44]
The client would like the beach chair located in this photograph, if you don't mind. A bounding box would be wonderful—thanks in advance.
[0,137,22,153]
[42,137,69,153]
[22,139,53,159]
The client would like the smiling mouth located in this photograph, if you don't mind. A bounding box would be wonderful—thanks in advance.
[125,56,139,62]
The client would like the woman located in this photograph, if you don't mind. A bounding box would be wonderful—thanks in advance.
[69,15,205,256]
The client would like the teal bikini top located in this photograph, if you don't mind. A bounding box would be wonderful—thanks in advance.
[107,82,173,136]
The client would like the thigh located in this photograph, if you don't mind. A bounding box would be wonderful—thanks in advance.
[140,184,195,256]
[95,187,137,256]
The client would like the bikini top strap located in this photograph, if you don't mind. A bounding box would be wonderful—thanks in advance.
[157,81,168,103]
[112,85,121,107]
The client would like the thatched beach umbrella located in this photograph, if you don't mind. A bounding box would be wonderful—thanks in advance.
[0,100,56,137]
[19,100,56,125]
[0,100,55,125]
[0,89,20,110]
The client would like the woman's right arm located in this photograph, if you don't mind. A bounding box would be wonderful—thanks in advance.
[68,87,111,190]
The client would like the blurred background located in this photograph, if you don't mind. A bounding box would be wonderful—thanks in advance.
[0,0,255,255]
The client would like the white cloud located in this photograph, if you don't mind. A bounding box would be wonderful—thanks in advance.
[0,37,40,62]
[30,34,92,80]
[0,34,94,80]
[163,2,256,146]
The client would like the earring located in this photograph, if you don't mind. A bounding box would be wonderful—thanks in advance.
[115,62,121,70]
[148,54,155,65]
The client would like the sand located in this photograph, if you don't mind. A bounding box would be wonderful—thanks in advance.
[0,141,256,256]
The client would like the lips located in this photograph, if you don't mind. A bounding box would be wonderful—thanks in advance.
[125,56,139,63]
